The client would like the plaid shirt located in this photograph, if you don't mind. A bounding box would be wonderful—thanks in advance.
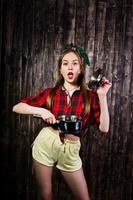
[21,87,100,133]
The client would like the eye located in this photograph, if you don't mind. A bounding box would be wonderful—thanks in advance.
[73,62,79,66]
[62,62,68,66]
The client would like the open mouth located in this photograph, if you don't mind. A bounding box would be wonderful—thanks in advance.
[68,72,74,79]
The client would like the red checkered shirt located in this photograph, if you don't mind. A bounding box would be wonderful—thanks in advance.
[21,87,100,134]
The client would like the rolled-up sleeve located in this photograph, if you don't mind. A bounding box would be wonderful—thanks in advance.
[21,88,50,107]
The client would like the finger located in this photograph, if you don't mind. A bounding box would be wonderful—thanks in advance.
[100,79,111,87]
[49,117,55,124]
[45,116,56,124]
[44,117,50,123]
[52,117,57,124]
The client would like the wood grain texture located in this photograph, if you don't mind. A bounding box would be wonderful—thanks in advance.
[0,0,132,199]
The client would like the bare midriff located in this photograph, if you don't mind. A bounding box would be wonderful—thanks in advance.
[48,126,79,141]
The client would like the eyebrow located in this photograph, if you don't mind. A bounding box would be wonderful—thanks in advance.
[62,59,79,62]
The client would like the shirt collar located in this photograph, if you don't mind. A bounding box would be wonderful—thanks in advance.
[61,85,81,91]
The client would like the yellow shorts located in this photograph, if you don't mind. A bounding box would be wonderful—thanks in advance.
[32,127,82,172]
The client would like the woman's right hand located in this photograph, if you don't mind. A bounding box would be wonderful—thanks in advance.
[12,102,56,124]
[39,108,56,124]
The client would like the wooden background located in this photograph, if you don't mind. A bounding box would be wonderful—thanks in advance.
[0,0,132,199]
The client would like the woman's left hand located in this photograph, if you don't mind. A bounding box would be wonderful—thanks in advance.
[97,77,112,97]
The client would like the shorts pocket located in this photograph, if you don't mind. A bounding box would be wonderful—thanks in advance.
[69,142,81,157]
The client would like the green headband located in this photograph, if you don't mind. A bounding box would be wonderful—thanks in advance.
[62,44,90,67]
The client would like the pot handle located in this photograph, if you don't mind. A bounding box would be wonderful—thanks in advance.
[56,120,60,124]
[33,114,41,118]
[33,114,60,124]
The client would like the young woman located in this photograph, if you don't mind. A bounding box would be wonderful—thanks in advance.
[12,44,112,200]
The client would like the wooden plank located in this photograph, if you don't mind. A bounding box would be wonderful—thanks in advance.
[0,0,132,199]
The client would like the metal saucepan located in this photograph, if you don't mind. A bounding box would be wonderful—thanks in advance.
[33,114,82,136]
[56,115,82,136]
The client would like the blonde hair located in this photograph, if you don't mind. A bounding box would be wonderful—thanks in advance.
[47,49,90,115]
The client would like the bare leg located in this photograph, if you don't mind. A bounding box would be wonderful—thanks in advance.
[33,159,53,200]
[61,167,90,200]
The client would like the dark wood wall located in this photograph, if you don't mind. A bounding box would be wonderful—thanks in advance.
[0,0,132,199]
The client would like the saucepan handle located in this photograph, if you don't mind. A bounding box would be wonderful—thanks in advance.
[33,114,60,124]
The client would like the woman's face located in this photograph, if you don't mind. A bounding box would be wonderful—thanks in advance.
[60,52,81,85]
